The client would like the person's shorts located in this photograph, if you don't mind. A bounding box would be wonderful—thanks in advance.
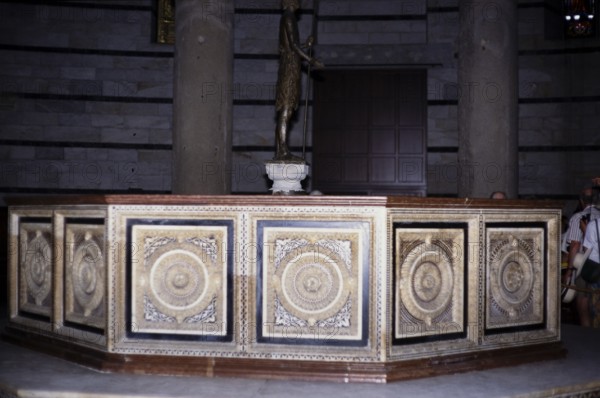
[575,276,600,297]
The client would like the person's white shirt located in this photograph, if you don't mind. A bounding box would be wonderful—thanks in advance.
[566,205,600,248]
[583,218,600,263]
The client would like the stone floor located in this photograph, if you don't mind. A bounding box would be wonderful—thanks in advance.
[0,321,599,398]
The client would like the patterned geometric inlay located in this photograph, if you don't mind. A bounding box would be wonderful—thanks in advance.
[260,224,366,343]
[395,228,464,340]
[65,223,105,329]
[131,224,229,336]
[151,249,209,311]
[486,227,544,329]
[19,222,53,317]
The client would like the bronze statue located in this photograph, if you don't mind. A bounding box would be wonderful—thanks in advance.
[274,0,323,162]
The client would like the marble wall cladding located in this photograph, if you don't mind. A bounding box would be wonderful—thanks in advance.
[388,210,477,359]
[480,212,560,346]
[110,206,240,355]
[17,218,53,318]
[388,208,560,359]
[64,221,106,330]
[9,208,109,346]
[255,219,370,350]
[108,204,383,360]
[243,206,385,362]
[485,225,544,331]
[130,223,231,337]
[393,226,465,340]
[8,202,561,362]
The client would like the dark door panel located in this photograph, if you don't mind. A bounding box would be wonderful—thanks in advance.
[313,70,427,196]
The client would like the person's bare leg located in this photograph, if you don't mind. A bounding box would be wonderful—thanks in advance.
[577,294,591,326]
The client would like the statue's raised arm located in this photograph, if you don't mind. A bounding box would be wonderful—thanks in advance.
[274,0,323,162]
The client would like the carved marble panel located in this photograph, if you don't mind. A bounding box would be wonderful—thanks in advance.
[6,199,565,376]
[485,225,544,330]
[258,221,368,345]
[130,222,230,337]
[18,219,53,318]
[64,221,105,330]
[393,226,465,342]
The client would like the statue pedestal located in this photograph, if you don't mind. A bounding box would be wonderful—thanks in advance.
[265,161,309,195]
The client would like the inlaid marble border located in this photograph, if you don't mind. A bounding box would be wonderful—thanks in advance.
[63,219,106,332]
[479,211,560,346]
[16,216,54,321]
[392,223,467,344]
[109,206,241,356]
[256,221,368,346]
[244,206,383,362]
[484,222,546,333]
[126,219,234,341]
[52,209,108,347]
[388,210,481,360]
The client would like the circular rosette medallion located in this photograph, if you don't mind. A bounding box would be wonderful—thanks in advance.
[490,244,534,315]
[400,243,454,324]
[71,238,104,316]
[275,250,351,322]
[148,249,217,321]
[24,232,52,306]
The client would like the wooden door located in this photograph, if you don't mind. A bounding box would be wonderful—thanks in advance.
[312,69,427,196]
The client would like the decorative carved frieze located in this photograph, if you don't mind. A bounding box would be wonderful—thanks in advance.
[19,221,53,317]
[131,224,229,336]
[486,226,544,330]
[394,227,465,340]
[65,223,105,329]
[259,223,367,344]
[6,197,563,379]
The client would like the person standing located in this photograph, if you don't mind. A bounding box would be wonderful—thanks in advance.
[564,186,600,325]
[579,216,600,326]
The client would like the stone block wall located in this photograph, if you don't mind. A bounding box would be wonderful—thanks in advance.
[0,0,598,201]
[421,0,600,199]
[514,2,600,198]
[0,0,173,204]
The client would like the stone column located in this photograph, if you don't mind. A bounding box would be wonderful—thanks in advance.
[173,0,233,194]
[457,0,518,198]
